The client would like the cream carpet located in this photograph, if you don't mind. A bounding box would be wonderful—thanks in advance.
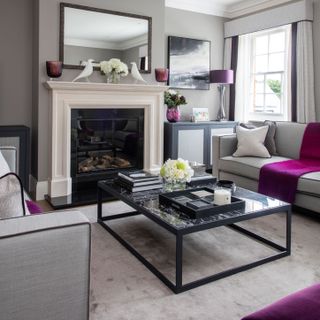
[89,212,320,320]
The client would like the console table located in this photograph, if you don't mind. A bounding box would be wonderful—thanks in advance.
[164,121,237,168]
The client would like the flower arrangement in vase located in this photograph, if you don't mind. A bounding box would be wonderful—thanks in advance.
[160,158,194,191]
[100,58,128,83]
[164,89,187,122]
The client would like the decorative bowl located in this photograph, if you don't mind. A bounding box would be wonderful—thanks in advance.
[216,180,236,193]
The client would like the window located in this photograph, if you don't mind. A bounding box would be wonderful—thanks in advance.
[250,26,290,118]
[236,25,291,122]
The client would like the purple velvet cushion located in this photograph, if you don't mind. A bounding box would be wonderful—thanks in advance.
[242,284,320,320]
[26,200,43,214]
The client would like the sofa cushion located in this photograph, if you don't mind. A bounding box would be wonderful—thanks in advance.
[297,172,320,196]
[219,156,288,180]
[233,126,270,158]
[220,157,320,196]
[240,121,278,155]
[275,122,306,159]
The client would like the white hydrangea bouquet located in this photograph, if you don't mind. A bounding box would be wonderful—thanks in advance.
[100,58,128,83]
[160,158,194,188]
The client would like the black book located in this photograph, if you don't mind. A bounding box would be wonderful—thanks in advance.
[187,174,217,187]
[117,178,163,192]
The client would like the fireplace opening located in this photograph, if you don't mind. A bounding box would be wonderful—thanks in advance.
[71,108,144,192]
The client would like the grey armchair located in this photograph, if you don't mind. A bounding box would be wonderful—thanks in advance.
[0,211,91,320]
[0,148,91,320]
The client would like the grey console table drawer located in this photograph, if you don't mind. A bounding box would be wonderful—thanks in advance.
[164,121,237,169]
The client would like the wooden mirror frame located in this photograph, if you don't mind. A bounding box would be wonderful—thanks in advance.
[59,2,152,73]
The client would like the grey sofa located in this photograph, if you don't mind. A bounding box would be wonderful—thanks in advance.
[212,122,320,214]
[0,147,91,320]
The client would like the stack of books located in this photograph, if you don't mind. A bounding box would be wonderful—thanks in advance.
[117,171,163,192]
[187,172,217,187]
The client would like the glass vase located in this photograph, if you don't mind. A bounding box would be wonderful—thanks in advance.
[163,180,186,192]
[166,106,181,123]
[107,72,121,84]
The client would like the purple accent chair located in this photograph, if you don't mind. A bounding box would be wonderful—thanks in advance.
[242,283,320,320]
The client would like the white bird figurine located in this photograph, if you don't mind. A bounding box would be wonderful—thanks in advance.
[72,59,94,82]
[130,62,146,84]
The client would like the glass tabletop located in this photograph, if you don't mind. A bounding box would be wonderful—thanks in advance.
[100,181,290,231]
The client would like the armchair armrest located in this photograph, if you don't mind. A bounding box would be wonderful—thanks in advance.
[0,211,91,320]
[0,146,17,173]
[212,134,237,177]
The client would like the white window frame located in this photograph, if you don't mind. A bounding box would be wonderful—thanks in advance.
[248,25,291,121]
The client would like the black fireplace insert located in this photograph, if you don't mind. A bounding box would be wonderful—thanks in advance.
[71,108,144,192]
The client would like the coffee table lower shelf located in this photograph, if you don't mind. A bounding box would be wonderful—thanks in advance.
[97,184,291,294]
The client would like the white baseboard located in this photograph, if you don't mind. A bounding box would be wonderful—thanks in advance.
[30,175,48,200]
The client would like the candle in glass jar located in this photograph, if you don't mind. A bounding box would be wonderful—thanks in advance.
[214,189,231,205]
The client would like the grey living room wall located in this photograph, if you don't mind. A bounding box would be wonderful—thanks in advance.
[0,0,33,127]
[35,0,165,182]
[165,8,227,121]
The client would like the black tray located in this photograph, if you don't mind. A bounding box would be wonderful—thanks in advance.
[159,187,245,219]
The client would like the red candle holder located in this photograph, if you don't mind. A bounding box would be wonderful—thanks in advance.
[46,61,62,80]
[155,68,169,83]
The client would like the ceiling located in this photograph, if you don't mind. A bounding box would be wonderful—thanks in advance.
[165,0,295,18]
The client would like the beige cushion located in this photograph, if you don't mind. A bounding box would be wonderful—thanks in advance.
[0,151,11,177]
[233,126,270,158]
[274,122,306,159]
[220,156,320,196]
[297,172,320,196]
[0,174,25,219]
[219,156,290,180]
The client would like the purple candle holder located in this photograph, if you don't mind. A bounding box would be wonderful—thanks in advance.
[155,68,169,83]
[46,61,62,80]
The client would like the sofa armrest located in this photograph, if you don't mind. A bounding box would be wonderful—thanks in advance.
[0,211,91,320]
[212,134,237,177]
[0,146,17,173]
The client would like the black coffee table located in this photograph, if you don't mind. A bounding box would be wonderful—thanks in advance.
[97,180,291,294]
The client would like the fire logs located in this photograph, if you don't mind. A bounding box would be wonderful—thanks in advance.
[78,154,131,173]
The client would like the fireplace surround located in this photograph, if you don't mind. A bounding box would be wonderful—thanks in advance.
[45,81,167,199]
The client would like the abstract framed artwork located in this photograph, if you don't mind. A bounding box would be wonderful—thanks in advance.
[168,36,211,90]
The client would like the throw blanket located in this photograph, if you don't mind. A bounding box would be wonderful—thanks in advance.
[258,123,320,203]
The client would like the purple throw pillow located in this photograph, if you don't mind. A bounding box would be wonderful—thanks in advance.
[26,200,43,214]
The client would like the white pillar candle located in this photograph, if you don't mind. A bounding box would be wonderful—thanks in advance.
[214,189,231,205]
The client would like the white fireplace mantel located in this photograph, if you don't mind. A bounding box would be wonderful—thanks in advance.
[45,81,167,198]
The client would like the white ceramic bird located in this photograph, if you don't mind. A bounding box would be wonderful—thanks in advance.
[72,59,94,82]
[130,62,146,84]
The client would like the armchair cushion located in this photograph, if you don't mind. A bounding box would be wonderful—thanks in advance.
[0,151,10,176]
[0,173,27,219]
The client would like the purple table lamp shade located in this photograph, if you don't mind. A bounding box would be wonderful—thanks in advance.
[210,70,234,84]
[155,68,169,82]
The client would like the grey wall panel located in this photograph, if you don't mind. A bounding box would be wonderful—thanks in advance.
[165,8,227,122]
[0,0,33,128]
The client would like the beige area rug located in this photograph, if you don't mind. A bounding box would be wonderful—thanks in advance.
[90,212,320,320]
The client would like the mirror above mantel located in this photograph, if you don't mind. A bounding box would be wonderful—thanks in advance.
[59,3,152,73]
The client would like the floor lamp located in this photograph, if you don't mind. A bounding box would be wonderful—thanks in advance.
[210,70,234,121]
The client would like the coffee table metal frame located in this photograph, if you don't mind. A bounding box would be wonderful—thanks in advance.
[97,181,291,294]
